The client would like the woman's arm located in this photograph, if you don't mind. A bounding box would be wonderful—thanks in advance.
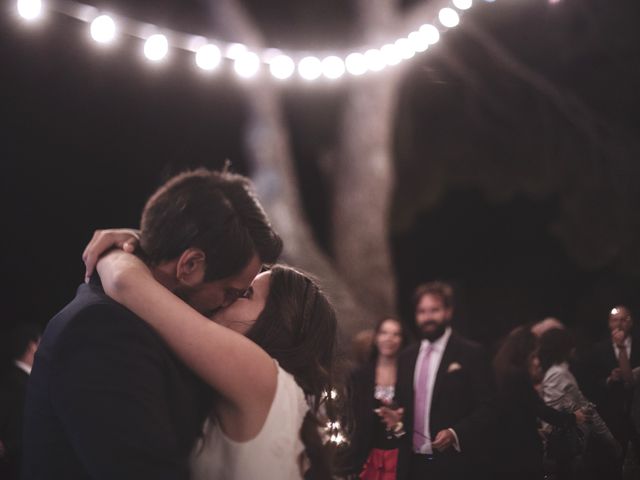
[96,251,277,409]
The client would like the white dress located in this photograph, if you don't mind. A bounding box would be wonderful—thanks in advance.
[190,364,309,480]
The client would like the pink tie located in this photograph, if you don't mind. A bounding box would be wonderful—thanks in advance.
[413,344,433,451]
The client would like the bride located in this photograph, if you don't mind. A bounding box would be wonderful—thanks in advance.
[88,237,337,479]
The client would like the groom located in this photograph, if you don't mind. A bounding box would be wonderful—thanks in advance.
[22,169,282,479]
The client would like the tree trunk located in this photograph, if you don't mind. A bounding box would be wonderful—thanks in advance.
[208,0,373,341]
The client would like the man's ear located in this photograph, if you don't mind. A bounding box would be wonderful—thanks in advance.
[176,248,206,287]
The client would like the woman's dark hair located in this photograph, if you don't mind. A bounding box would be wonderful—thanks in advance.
[493,326,538,390]
[140,168,282,281]
[538,328,574,374]
[368,317,408,363]
[246,266,338,479]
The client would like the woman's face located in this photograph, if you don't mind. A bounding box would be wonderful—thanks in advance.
[211,270,271,335]
[375,319,403,358]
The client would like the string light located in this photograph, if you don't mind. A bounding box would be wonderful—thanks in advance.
[408,31,430,53]
[144,34,169,61]
[439,8,461,28]
[395,38,415,60]
[345,52,367,76]
[234,51,260,78]
[321,56,346,80]
[226,43,247,60]
[453,0,473,10]
[195,44,221,71]
[17,0,42,20]
[12,0,490,82]
[298,56,322,81]
[365,48,387,71]
[269,54,295,80]
[90,15,116,44]
[420,24,441,45]
[380,44,401,67]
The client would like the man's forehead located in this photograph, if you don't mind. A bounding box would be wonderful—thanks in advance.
[610,307,630,318]
[418,294,445,307]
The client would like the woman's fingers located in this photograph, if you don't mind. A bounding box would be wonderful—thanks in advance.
[83,229,140,282]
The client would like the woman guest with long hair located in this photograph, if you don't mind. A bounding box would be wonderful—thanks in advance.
[344,318,408,480]
[492,326,586,480]
[538,328,620,479]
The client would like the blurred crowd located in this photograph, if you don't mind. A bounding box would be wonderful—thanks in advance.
[1,281,639,480]
[339,282,640,480]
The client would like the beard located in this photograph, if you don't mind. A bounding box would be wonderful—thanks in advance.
[419,321,448,342]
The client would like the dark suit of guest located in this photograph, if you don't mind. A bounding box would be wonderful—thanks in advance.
[343,363,378,474]
[587,333,640,473]
[22,278,211,480]
[493,370,575,480]
[0,363,30,480]
[343,363,401,476]
[394,329,494,480]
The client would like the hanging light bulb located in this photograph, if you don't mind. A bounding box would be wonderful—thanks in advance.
[380,44,401,66]
[195,44,221,71]
[17,0,42,20]
[234,51,260,78]
[226,43,247,60]
[345,52,367,76]
[321,56,345,79]
[395,38,415,59]
[90,15,116,44]
[144,34,169,61]
[420,24,440,45]
[439,8,460,28]
[298,56,322,81]
[453,0,473,10]
[408,31,429,53]
[365,48,386,71]
[269,54,295,80]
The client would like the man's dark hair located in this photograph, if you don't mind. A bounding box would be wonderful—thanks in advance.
[413,281,454,310]
[140,169,282,281]
[7,323,41,360]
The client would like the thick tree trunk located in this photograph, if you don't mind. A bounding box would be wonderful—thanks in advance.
[206,0,445,340]
[208,0,373,341]
[333,76,401,316]
[330,0,421,316]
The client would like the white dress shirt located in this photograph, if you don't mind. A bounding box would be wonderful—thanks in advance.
[612,336,632,360]
[413,327,460,453]
[14,359,32,375]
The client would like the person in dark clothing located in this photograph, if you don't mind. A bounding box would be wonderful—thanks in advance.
[0,323,41,480]
[22,169,282,480]
[584,305,640,480]
[492,326,586,480]
[344,317,408,479]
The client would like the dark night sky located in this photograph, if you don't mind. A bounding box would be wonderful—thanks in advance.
[1,0,639,350]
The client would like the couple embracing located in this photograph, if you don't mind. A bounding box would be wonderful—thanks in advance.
[22,169,337,479]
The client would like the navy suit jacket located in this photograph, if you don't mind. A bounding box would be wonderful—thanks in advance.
[587,333,640,439]
[22,278,210,479]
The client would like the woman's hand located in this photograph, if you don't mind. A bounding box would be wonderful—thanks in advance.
[96,250,152,302]
[574,408,590,425]
[83,229,140,282]
[374,405,404,430]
